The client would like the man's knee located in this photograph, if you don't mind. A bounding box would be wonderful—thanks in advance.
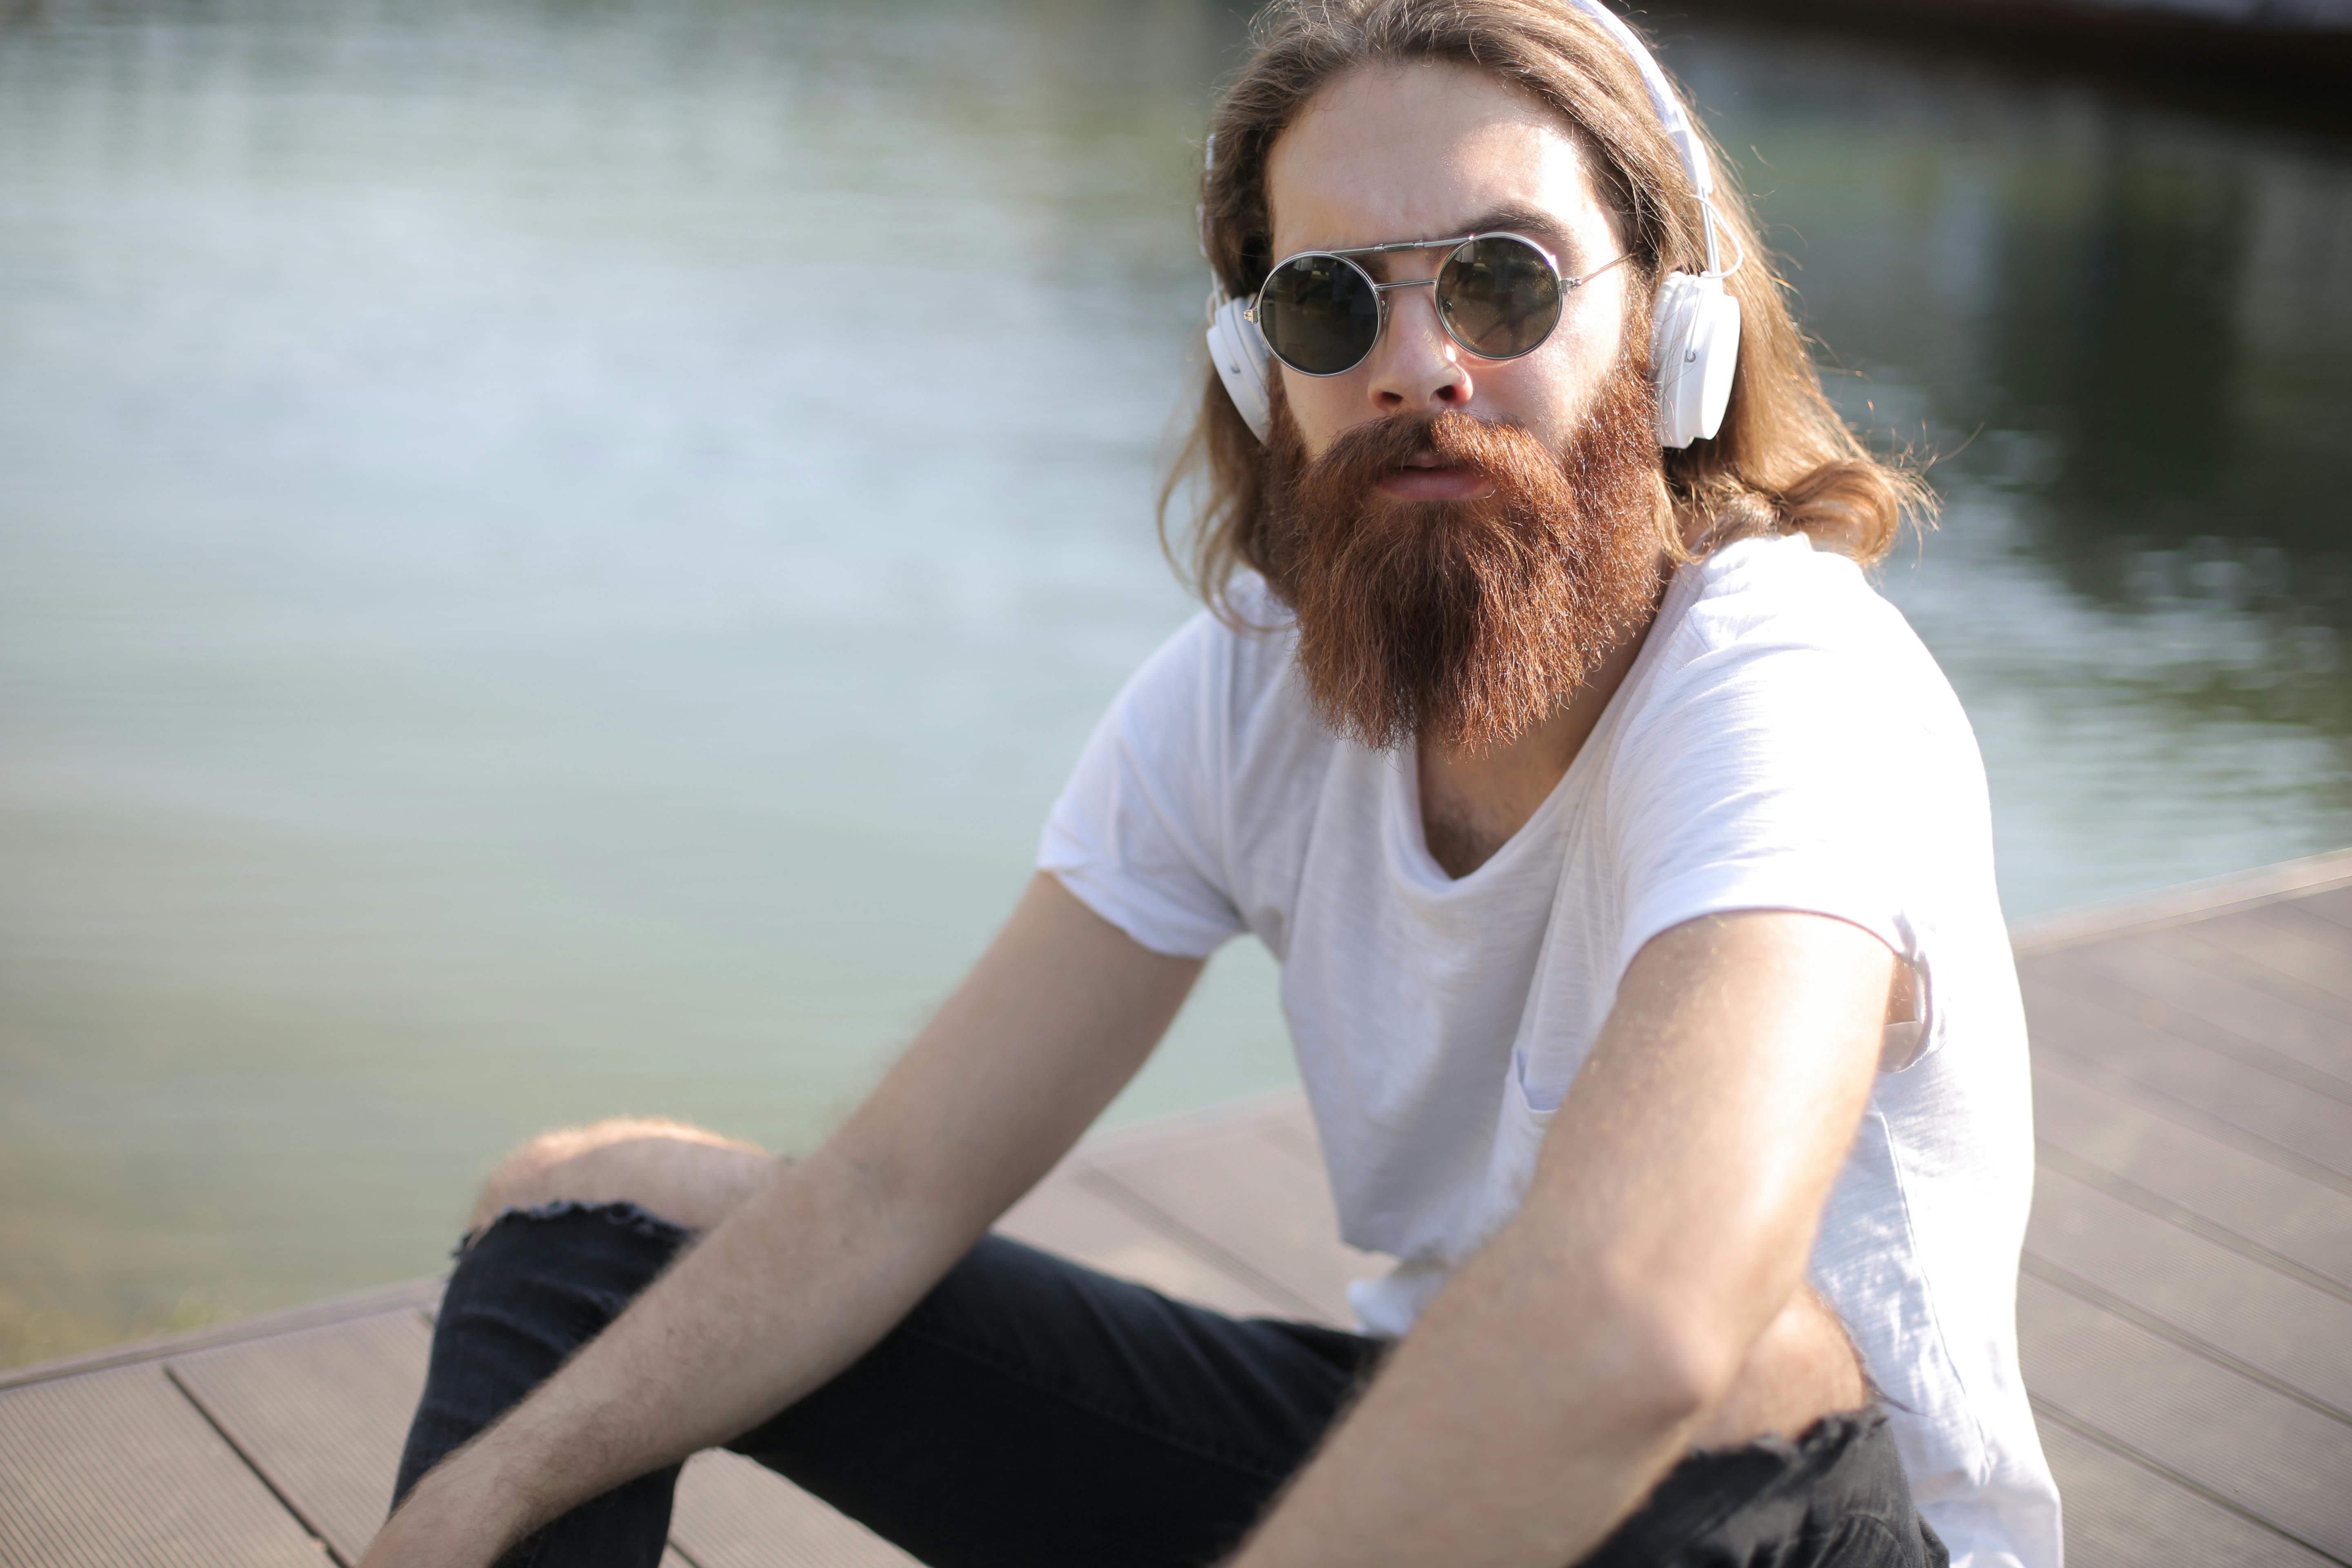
[470,1116,777,1236]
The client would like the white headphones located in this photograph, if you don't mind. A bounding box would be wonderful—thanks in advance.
[1204,0,1742,451]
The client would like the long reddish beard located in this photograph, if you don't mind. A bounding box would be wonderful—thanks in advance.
[1259,364,1668,754]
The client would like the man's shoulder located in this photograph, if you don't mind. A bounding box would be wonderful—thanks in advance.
[1203,571,1301,676]
[1121,572,1302,719]
[1639,532,1949,713]
[1215,568,1293,627]
[1090,576,1332,810]
[1673,531,1918,654]
[1607,530,1975,795]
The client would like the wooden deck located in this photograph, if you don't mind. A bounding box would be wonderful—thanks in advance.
[4,851,2350,1567]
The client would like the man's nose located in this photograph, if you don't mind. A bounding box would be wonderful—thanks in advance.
[1364,284,1473,418]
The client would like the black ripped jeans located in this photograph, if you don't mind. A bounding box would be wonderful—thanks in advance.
[394,1203,1947,1568]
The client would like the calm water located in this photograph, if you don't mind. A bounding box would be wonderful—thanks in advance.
[2,0,2347,1365]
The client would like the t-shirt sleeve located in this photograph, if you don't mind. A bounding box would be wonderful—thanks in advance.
[1037,611,1247,959]
[1608,627,1920,978]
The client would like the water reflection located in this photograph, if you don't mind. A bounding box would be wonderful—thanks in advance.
[1,0,2346,1362]
[1980,89,2352,697]
[1667,19,2352,894]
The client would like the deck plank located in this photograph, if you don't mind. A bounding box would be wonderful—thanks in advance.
[2015,1273,2352,1559]
[2046,938,2352,1093]
[2035,1419,2334,1568]
[669,1450,915,1568]
[2177,906,2352,1020]
[167,1309,431,1566]
[2031,1066,2352,1293]
[2157,926,2352,1074]
[2033,1044,2352,1202]
[1082,1113,1387,1326]
[2289,884,2352,932]
[2016,973,2352,1183]
[0,1364,330,1567]
[2024,1165,2352,1417]
[996,1164,1296,1317]
[2080,921,2352,1075]
[1221,1091,1326,1166]
[2234,900,2352,995]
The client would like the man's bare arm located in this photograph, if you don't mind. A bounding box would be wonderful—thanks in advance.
[361,873,1200,1568]
[1229,909,1894,1568]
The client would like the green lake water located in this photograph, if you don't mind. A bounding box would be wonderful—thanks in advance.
[3,0,2348,1365]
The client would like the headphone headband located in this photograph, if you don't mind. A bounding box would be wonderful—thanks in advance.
[1555,0,1719,274]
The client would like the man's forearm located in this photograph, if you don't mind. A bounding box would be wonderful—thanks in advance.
[1227,1216,1709,1568]
[389,1142,970,1561]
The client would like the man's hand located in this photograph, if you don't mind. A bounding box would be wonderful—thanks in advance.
[359,874,1202,1568]
[1228,909,1895,1568]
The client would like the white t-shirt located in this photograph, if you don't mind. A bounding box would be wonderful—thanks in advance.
[1038,532,2060,1568]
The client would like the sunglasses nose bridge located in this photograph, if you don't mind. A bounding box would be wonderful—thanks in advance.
[1368,275,1451,356]
[1364,274,1432,350]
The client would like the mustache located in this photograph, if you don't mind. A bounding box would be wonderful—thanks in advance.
[1302,410,1551,499]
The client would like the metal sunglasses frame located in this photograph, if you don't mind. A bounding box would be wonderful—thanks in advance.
[1244,230,1630,377]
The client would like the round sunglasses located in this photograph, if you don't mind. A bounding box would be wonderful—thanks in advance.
[1246,232,1628,378]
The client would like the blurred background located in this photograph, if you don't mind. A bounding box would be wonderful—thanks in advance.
[2,0,2347,1368]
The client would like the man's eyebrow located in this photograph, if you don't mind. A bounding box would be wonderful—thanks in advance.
[1325,207,1598,276]
[1448,205,1566,241]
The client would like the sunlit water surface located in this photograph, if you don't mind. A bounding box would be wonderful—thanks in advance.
[3,0,2347,1362]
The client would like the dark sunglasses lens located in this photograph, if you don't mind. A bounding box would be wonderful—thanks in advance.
[1258,253,1381,374]
[1437,236,1561,359]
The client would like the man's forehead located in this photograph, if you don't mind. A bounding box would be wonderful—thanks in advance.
[1265,62,1606,257]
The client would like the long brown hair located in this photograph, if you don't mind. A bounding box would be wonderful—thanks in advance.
[1164,0,1930,610]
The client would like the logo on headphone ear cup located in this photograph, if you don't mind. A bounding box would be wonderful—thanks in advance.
[1207,294,1274,442]
[1649,271,1740,449]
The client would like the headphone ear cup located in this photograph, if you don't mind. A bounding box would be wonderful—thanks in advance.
[1207,295,1274,443]
[1649,272,1741,449]
[1688,285,1741,443]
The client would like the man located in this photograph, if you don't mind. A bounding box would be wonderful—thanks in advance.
[365,2,2060,1565]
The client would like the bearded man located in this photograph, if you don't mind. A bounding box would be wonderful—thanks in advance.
[363,3,2060,1566]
